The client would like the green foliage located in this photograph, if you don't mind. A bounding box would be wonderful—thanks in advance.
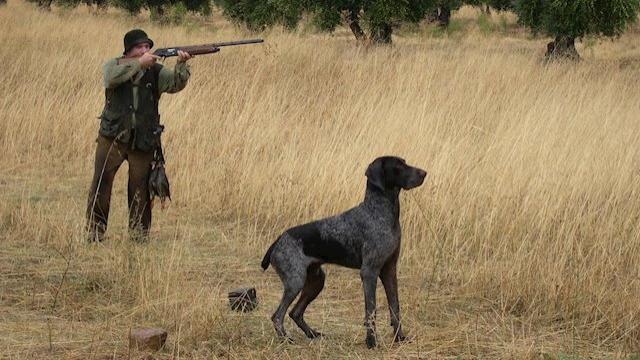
[476,9,511,34]
[214,0,436,43]
[149,5,165,21]
[182,0,210,14]
[310,4,342,32]
[110,0,211,19]
[498,13,508,32]
[215,0,277,31]
[112,0,145,14]
[55,0,82,8]
[477,12,494,34]
[515,0,640,39]
[428,17,464,37]
[168,2,188,24]
[445,18,465,33]
[437,0,462,11]
[29,0,71,8]
[212,0,303,31]
[487,0,514,11]
[465,0,514,10]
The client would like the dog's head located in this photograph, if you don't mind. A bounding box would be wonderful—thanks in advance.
[365,156,427,192]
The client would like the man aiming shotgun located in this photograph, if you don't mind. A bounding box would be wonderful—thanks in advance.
[86,29,263,243]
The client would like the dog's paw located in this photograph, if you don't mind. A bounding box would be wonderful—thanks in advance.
[393,333,408,343]
[306,330,324,339]
[365,334,377,349]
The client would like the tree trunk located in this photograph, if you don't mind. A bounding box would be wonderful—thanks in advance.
[370,23,392,44]
[437,6,451,28]
[346,8,365,42]
[545,36,580,61]
[426,8,439,23]
[95,0,107,12]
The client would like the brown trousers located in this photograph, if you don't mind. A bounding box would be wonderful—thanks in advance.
[86,135,154,241]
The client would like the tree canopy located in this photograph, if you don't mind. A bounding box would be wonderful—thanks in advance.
[514,0,640,59]
[214,0,437,43]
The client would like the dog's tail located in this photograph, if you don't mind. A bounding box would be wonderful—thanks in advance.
[261,238,280,271]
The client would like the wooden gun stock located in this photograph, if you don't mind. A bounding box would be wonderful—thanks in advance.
[154,45,220,57]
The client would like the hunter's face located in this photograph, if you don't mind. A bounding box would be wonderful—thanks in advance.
[126,42,151,58]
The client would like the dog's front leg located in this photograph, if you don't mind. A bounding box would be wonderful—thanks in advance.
[380,259,406,342]
[360,266,379,348]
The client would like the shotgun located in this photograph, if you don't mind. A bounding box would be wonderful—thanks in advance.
[118,38,264,63]
[153,38,264,57]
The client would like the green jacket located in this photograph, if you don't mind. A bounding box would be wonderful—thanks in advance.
[99,58,190,152]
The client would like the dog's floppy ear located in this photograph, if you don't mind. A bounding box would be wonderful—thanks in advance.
[365,158,386,191]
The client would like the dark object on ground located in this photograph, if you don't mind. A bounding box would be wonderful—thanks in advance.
[228,287,258,312]
[129,328,167,351]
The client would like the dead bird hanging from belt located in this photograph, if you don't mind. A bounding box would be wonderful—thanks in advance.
[149,125,171,209]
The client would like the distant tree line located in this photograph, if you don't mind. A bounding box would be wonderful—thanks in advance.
[28,0,211,23]
[27,0,640,60]
[212,0,640,59]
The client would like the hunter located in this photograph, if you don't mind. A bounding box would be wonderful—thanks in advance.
[86,29,192,242]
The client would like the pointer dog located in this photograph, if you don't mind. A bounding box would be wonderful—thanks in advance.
[261,156,427,348]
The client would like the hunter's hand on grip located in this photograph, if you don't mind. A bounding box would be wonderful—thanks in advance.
[177,50,193,64]
[139,52,160,68]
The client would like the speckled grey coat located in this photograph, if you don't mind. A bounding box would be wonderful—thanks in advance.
[261,156,427,348]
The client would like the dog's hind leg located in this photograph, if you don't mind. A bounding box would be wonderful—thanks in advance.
[271,272,304,339]
[270,246,308,339]
[289,264,325,339]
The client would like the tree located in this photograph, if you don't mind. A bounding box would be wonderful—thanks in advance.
[213,0,303,31]
[487,0,514,11]
[112,0,211,18]
[83,0,109,14]
[465,0,514,13]
[427,0,513,29]
[27,0,101,11]
[214,0,435,44]
[515,0,640,60]
[26,0,210,20]
[433,0,462,28]
[26,0,54,11]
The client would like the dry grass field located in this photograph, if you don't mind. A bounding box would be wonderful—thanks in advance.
[1,0,640,358]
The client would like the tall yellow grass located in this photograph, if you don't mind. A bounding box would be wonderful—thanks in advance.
[1,1,639,358]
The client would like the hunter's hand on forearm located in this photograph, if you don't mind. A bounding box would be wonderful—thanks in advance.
[177,50,192,64]
[138,52,160,68]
